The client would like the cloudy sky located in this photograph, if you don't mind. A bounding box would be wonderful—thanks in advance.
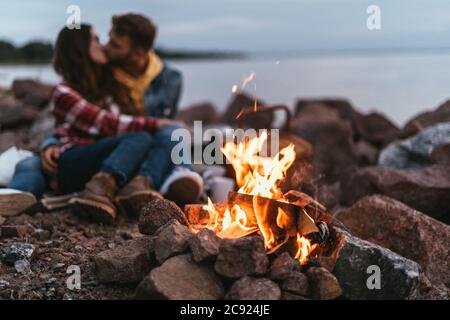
[1,0,450,53]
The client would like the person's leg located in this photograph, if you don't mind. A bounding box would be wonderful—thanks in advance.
[59,132,153,223]
[58,132,153,193]
[138,124,191,189]
[9,155,47,198]
[138,124,203,207]
[0,155,43,216]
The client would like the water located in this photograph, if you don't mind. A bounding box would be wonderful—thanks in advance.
[1,52,450,126]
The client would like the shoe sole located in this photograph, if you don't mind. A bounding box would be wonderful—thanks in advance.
[0,192,37,217]
[165,177,201,207]
[69,198,116,225]
[115,190,163,218]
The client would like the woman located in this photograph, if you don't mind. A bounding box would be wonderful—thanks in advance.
[46,24,200,223]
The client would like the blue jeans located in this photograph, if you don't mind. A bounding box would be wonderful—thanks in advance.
[9,126,191,197]
[59,128,191,193]
[9,155,47,198]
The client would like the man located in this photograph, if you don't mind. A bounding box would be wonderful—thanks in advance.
[3,13,202,218]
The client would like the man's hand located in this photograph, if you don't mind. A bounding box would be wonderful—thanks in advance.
[41,146,61,176]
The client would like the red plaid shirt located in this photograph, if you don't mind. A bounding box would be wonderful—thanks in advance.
[50,83,158,150]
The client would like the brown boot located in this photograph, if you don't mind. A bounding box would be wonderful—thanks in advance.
[69,172,118,224]
[115,175,163,218]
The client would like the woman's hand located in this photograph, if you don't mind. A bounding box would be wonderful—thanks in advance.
[41,146,61,176]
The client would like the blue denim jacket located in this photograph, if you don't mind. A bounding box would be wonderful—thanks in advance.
[40,63,183,150]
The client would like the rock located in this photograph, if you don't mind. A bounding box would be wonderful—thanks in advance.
[135,254,224,300]
[341,165,450,220]
[12,79,52,108]
[221,93,271,129]
[281,291,309,300]
[280,271,310,296]
[404,100,450,130]
[378,122,450,169]
[32,228,51,241]
[306,267,342,300]
[214,236,269,278]
[355,140,379,165]
[335,195,450,290]
[268,252,301,280]
[413,274,450,300]
[154,220,193,264]
[188,228,221,262]
[0,216,5,226]
[0,225,33,238]
[431,143,450,166]
[225,276,281,300]
[94,236,154,284]
[0,102,39,129]
[0,243,35,265]
[0,130,28,153]
[295,98,361,124]
[355,112,400,147]
[315,182,341,211]
[138,198,187,235]
[329,226,420,300]
[176,102,219,125]
[292,103,357,183]
[14,259,31,274]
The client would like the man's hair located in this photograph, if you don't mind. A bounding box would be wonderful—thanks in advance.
[111,13,157,51]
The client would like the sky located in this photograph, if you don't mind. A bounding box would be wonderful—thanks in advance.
[1,0,450,53]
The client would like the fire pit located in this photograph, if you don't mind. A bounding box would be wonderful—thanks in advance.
[185,130,329,265]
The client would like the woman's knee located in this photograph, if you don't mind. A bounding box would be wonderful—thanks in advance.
[15,155,42,173]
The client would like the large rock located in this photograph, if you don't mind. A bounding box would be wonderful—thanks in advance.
[335,195,450,290]
[306,267,342,300]
[328,226,421,300]
[221,93,271,129]
[154,220,193,264]
[280,271,310,297]
[341,165,450,220]
[404,100,450,130]
[188,228,221,263]
[268,252,301,280]
[214,236,269,278]
[138,198,187,235]
[12,79,52,108]
[378,122,450,169]
[355,112,400,147]
[431,142,450,166]
[292,103,357,183]
[225,276,281,300]
[176,102,219,125]
[94,237,154,284]
[135,254,224,300]
[0,101,39,129]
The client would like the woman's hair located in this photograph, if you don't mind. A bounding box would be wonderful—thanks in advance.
[53,24,133,112]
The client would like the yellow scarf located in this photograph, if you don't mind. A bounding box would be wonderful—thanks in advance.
[113,51,163,114]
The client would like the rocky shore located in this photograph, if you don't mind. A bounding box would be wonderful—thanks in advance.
[0,79,449,300]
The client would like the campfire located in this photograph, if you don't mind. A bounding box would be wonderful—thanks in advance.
[187,130,329,265]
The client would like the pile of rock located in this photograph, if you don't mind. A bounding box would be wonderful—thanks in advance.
[92,198,431,300]
[0,79,53,153]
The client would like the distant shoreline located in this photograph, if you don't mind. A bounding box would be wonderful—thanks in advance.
[0,39,246,64]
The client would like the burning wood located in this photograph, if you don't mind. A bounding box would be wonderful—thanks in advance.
[185,130,329,265]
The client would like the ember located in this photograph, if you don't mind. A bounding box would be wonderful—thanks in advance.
[189,131,324,265]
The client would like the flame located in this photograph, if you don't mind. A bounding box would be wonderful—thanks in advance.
[221,131,295,199]
[295,234,318,265]
[197,131,317,265]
